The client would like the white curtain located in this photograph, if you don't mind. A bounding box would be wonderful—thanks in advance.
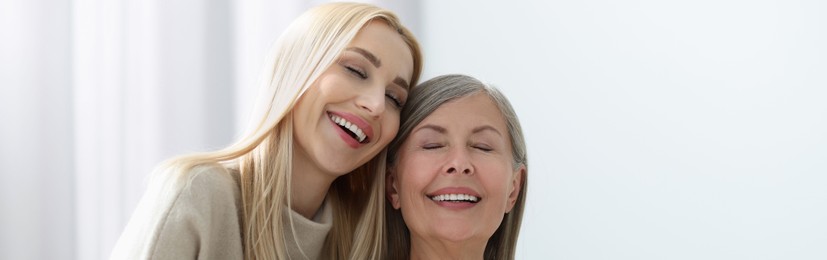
[0,0,418,259]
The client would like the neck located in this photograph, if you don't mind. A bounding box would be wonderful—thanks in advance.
[290,151,337,219]
[409,235,486,260]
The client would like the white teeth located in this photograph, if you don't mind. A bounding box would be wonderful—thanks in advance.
[330,114,367,142]
[430,194,479,202]
[347,124,358,136]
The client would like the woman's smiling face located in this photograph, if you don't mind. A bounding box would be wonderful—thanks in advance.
[388,92,524,244]
[292,20,414,177]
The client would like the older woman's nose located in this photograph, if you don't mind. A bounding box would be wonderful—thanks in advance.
[442,148,474,175]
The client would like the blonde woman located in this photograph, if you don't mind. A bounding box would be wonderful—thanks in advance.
[111,2,422,260]
[384,75,527,260]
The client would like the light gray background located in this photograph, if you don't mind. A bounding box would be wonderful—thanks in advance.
[418,1,827,259]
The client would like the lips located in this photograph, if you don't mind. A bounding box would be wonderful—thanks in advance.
[328,111,374,148]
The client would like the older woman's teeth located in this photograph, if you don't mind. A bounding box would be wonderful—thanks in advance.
[430,194,479,202]
[330,114,367,143]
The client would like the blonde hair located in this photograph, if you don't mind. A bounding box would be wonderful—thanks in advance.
[154,3,422,259]
[384,74,527,260]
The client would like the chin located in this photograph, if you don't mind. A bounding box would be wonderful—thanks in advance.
[320,160,366,176]
[433,227,479,243]
[322,165,357,177]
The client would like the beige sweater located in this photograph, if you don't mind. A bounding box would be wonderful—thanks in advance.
[110,165,332,260]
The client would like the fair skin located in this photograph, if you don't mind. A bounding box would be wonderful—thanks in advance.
[387,93,525,260]
[290,20,414,219]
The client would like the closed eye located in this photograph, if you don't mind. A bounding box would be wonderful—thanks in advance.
[423,143,444,150]
[386,92,403,108]
[473,145,493,152]
[345,65,367,79]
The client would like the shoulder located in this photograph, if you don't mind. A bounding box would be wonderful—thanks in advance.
[148,164,244,258]
[111,163,244,259]
[140,163,241,210]
[178,164,241,201]
[158,163,243,223]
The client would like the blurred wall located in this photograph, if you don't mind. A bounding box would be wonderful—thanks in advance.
[419,0,827,259]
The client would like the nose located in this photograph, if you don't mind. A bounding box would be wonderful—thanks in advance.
[443,147,474,175]
[356,86,386,118]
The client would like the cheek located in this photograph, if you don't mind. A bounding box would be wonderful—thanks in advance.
[315,74,353,101]
[379,114,400,142]
[479,162,515,204]
[394,155,433,198]
[394,167,418,193]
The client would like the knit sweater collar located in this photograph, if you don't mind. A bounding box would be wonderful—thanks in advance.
[283,199,332,260]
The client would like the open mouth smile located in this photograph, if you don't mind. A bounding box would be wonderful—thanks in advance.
[428,194,480,203]
[329,113,369,143]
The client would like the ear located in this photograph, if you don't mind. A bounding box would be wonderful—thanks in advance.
[386,167,402,209]
[505,165,525,213]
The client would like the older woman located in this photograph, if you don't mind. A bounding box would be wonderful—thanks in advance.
[385,74,528,260]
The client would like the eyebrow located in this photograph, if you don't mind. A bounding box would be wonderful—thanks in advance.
[394,77,410,91]
[472,125,503,137]
[414,124,446,134]
[347,47,381,68]
[414,124,502,136]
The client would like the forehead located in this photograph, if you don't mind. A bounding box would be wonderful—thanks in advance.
[421,93,508,132]
[347,20,414,81]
